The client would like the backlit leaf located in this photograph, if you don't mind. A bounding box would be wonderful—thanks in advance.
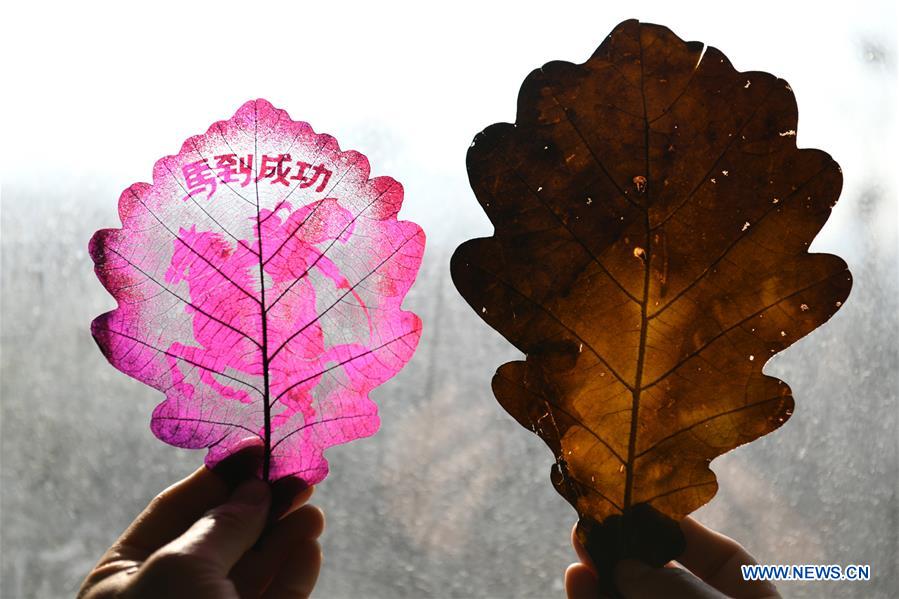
[451,20,851,572]
[91,99,424,483]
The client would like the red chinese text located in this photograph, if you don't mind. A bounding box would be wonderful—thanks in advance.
[181,153,333,200]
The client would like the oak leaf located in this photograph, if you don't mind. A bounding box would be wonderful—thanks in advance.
[91,99,424,483]
[451,20,851,572]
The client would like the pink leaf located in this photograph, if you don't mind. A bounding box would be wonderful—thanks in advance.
[90,99,425,483]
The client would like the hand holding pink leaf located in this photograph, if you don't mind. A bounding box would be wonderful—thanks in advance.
[91,99,425,483]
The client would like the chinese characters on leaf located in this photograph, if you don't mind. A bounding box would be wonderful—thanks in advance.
[90,99,425,483]
[182,153,333,199]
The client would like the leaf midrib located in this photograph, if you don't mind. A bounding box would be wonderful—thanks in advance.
[253,105,275,482]
[623,29,652,510]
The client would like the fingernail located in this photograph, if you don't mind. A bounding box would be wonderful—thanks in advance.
[615,559,652,582]
[232,478,270,506]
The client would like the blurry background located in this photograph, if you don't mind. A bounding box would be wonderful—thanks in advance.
[1,1,896,597]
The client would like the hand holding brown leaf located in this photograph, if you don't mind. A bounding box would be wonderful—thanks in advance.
[451,18,850,583]
[566,518,779,598]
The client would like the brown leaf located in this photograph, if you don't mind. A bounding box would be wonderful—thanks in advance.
[450,19,851,575]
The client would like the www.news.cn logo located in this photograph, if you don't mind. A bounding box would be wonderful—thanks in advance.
[741,564,871,582]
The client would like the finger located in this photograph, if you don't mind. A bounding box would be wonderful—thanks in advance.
[265,504,325,544]
[678,517,778,598]
[112,466,230,558]
[270,477,315,522]
[112,446,265,558]
[565,562,599,599]
[231,504,325,597]
[210,443,265,487]
[570,522,595,569]
[153,478,271,575]
[261,539,322,599]
[616,559,726,598]
[678,517,748,577]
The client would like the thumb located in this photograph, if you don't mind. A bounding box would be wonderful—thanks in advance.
[161,478,271,574]
[615,559,725,598]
